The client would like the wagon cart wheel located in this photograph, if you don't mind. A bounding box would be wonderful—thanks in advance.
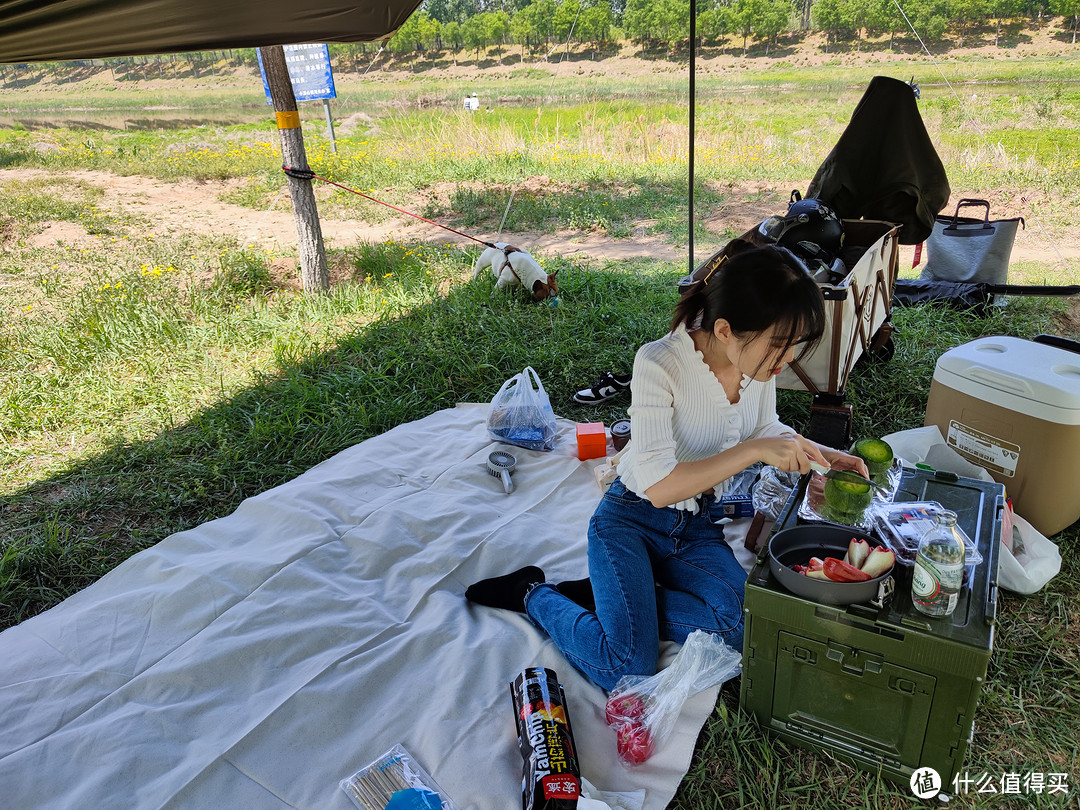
[857,322,897,368]
[871,321,896,359]
[870,332,896,363]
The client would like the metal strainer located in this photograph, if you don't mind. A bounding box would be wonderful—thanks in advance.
[487,450,517,494]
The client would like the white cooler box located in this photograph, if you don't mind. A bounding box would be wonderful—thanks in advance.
[924,335,1080,536]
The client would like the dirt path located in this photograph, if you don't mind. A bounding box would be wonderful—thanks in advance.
[4,167,687,262]
[4,167,1078,269]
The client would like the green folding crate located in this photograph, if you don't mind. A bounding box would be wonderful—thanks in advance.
[740,467,1004,788]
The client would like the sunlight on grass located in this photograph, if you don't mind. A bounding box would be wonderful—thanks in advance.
[4,64,1079,234]
[2,54,1080,810]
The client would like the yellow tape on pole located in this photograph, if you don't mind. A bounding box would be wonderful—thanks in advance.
[276,110,301,129]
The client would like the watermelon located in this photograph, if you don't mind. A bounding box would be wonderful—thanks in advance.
[822,471,873,525]
[852,438,894,477]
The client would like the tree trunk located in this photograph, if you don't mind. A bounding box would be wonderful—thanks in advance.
[259,45,330,294]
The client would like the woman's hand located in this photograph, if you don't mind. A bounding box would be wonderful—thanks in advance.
[822,449,871,479]
[749,434,830,474]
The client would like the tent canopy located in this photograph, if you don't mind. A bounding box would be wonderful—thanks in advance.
[0,0,424,64]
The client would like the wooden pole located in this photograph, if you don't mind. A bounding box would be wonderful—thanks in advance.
[258,44,330,293]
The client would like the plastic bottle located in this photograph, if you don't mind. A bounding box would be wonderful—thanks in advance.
[911,510,966,617]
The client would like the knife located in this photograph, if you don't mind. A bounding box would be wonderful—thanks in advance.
[808,460,890,496]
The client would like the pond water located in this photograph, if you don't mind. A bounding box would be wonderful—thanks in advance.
[0,78,1070,133]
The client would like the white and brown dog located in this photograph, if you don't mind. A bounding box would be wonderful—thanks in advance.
[473,242,559,301]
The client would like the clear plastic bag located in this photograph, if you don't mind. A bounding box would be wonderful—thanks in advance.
[340,744,460,810]
[603,631,741,767]
[797,458,902,530]
[711,462,763,523]
[751,466,800,521]
[486,366,558,452]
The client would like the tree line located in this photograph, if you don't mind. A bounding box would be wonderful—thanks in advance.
[375,0,1080,57]
[6,0,1075,82]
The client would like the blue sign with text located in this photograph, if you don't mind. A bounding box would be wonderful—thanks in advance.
[258,44,336,103]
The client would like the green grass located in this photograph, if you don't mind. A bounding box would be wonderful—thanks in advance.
[2,230,1079,807]
[4,63,1080,236]
[3,57,1080,809]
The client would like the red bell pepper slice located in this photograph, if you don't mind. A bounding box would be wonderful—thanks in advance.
[823,556,872,582]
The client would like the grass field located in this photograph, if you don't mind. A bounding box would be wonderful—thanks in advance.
[2,43,1079,809]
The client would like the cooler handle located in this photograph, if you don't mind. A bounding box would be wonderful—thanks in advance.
[1034,333,1080,356]
[966,367,1035,397]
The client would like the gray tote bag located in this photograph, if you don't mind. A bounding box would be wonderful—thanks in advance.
[921,199,1025,285]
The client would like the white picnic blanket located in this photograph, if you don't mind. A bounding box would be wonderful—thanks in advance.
[0,404,741,810]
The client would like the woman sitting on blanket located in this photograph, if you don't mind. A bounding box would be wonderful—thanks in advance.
[466,240,869,691]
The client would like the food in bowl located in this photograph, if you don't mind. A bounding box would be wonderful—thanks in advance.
[790,537,896,582]
[768,525,897,606]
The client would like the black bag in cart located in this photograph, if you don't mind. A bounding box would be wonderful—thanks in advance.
[921,198,1024,286]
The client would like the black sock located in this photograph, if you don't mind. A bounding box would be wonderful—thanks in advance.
[555,577,595,611]
[465,566,545,613]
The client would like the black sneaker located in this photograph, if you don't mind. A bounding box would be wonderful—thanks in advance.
[573,372,632,405]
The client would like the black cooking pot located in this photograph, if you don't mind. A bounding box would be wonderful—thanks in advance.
[768,523,895,606]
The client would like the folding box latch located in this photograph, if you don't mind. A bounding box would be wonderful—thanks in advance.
[826,642,883,676]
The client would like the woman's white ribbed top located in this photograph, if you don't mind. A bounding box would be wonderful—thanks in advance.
[617,324,795,511]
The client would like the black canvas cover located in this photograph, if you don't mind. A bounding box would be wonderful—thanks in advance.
[893,278,1080,315]
[806,75,951,245]
[0,0,423,63]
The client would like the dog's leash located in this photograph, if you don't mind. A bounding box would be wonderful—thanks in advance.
[282,166,499,250]
[285,166,548,294]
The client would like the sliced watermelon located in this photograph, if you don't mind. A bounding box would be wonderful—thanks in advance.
[852,438,895,477]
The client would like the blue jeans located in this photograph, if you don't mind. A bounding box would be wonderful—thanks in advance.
[524,477,746,691]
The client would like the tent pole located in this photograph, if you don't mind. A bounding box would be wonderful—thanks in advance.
[259,44,330,293]
[689,0,696,278]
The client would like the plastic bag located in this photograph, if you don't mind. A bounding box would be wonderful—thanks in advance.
[709,462,763,524]
[796,459,902,530]
[998,502,1062,595]
[486,367,558,452]
[603,631,741,767]
[340,744,460,810]
[751,466,800,522]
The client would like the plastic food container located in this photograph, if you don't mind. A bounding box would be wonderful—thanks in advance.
[869,500,983,586]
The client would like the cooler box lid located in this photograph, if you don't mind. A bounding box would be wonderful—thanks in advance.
[933,336,1080,425]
